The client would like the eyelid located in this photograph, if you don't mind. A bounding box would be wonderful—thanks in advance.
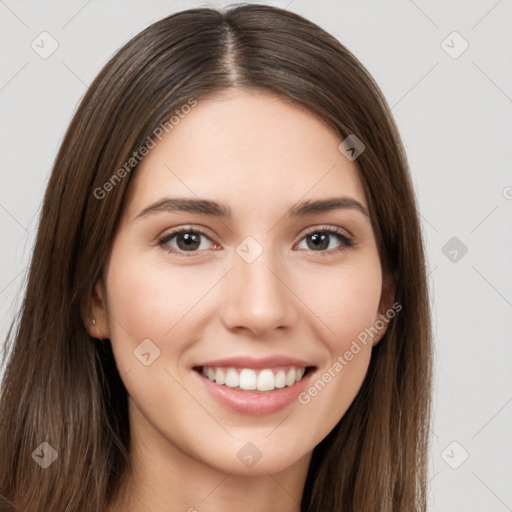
[300,224,353,241]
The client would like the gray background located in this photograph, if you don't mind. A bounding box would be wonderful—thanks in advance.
[1,0,511,510]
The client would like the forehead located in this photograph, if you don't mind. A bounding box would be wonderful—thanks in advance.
[124,89,367,218]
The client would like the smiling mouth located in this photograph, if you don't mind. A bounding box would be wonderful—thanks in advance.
[193,365,316,393]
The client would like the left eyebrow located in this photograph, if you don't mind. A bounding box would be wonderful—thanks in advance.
[134,196,370,221]
[285,197,369,218]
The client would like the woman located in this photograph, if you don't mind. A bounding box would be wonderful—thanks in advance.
[0,4,432,511]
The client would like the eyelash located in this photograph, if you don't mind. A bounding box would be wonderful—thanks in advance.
[157,226,355,258]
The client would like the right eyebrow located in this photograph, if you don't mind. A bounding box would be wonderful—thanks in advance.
[135,197,232,220]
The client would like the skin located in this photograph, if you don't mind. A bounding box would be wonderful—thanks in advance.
[87,88,393,512]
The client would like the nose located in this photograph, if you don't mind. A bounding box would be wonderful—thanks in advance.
[220,248,298,337]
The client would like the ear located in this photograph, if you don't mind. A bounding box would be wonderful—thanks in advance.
[81,277,110,340]
[373,271,397,346]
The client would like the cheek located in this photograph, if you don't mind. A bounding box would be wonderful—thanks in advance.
[103,244,228,372]
[297,256,383,351]
[294,263,382,440]
[108,236,202,315]
[103,246,190,355]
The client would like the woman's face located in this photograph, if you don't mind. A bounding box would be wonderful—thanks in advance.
[91,89,391,477]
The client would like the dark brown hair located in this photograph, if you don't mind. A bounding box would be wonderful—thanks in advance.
[0,4,432,511]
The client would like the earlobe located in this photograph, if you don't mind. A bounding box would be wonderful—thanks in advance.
[373,271,397,346]
[82,278,110,340]
[378,271,397,316]
[372,312,388,346]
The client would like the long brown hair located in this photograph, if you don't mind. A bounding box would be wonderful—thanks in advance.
[0,4,432,511]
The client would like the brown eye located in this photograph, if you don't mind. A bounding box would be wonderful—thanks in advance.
[159,228,216,256]
[297,228,354,254]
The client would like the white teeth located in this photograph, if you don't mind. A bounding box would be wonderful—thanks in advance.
[215,368,225,385]
[239,369,257,390]
[275,370,286,388]
[199,366,309,391]
[257,369,275,391]
[225,368,239,388]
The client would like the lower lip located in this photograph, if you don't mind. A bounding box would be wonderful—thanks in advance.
[192,368,315,416]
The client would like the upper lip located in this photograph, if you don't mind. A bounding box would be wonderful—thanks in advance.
[194,356,316,370]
